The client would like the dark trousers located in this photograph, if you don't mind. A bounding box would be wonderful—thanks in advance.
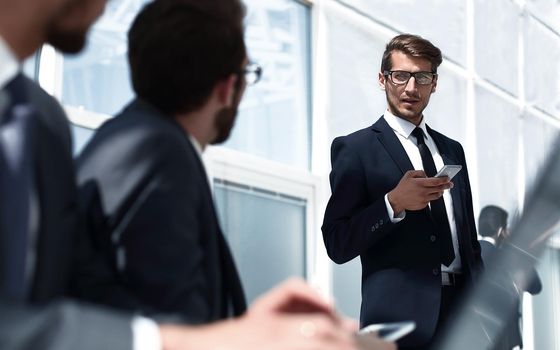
[400,285,464,350]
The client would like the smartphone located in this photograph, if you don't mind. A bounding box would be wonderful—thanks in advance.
[357,321,416,342]
[434,164,462,180]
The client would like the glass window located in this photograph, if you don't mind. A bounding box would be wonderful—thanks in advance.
[474,0,519,95]
[475,86,520,212]
[524,16,560,118]
[214,179,306,303]
[532,245,560,350]
[225,0,312,169]
[336,0,468,67]
[61,0,147,116]
[324,5,387,141]
[71,124,95,156]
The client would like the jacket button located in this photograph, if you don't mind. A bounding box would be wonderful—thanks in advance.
[432,268,439,276]
[430,235,436,242]
[379,220,384,225]
[371,226,375,232]
[375,223,379,229]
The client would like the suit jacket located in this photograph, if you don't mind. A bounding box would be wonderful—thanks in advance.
[322,116,482,347]
[0,74,133,349]
[479,239,542,349]
[76,98,246,323]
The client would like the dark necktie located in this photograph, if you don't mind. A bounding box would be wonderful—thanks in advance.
[0,74,36,300]
[411,127,455,266]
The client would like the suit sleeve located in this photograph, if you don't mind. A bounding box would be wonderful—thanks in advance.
[0,300,133,350]
[321,137,396,264]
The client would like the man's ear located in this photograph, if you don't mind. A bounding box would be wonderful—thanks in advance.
[215,74,239,108]
[431,76,438,93]
[378,72,386,91]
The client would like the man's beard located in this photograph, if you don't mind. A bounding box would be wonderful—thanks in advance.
[46,29,87,54]
[211,105,238,145]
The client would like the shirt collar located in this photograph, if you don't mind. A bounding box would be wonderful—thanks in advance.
[0,35,20,90]
[188,134,204,159]
[384,108,429,141]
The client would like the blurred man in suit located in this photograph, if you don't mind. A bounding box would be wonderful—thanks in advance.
[478,205,542,350]
[76,0,249,322]
[0,0,394,349]
[322,34,483,349]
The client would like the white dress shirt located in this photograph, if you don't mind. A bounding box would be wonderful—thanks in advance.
[382,109,462,273]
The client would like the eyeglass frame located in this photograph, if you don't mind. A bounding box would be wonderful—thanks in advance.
[383,70,437,86]
[242,61,263,85]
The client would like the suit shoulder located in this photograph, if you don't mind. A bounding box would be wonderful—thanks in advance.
[23,76,72,151]
[332,125,375,149]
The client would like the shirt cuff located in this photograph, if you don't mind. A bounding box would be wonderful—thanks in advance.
[132,316,162,350]
[384,193,405,223]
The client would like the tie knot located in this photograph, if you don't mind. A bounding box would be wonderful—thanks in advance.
[411,127,425,145]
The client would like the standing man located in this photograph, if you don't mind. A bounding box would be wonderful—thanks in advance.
[0,0,394,349]
[478,205,542,350]
[322,34,483,349]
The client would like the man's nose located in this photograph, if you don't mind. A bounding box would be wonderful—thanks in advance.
[404,76,418,93]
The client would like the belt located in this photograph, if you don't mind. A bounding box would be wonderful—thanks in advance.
[441,271,463,287]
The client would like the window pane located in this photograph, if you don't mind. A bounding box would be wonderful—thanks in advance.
[61,0,147,116]
[524,16,560,118]
[475,86,520,212]
[71,124,95,156]
[224,0,311,169]
[336,0,468,67]
[474,0,519,95]
[214,179,306,303]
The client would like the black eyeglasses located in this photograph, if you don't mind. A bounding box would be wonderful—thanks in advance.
[243,61,262,85]
[383,70,437,85]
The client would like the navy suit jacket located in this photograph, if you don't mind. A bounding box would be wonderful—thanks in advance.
[0,74,133,350]
[76,99,246,323]
[322,116,482,346]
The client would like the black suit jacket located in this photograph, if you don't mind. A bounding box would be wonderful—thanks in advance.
[0,74,133,350]
[322,116,482,347]
[479,239,542,349]
[76,99,246,323]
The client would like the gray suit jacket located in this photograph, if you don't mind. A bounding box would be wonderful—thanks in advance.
[0,75,134,350]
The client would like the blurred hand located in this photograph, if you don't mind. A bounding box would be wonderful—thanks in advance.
[159,278,396,350]
[388,170,453,215]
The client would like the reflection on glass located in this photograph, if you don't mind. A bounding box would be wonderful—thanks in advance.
[225,0,311,169]
[214,179,306,303]
[61,0,148,116]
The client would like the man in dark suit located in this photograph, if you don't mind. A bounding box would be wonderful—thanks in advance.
[322,34,483,349]
[478,205,542,350]
[75,0,249,323]
[0,0,394,349]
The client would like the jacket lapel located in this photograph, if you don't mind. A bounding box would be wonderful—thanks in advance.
[372,116,414,175]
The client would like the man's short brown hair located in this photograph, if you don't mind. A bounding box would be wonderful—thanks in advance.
[381,34,442,73]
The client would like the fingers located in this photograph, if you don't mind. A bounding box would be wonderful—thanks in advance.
[403,169,427,179]
[251,278,335,317]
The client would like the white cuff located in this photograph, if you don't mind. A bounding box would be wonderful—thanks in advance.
[384,193,405,223]
[132,316,162,350]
